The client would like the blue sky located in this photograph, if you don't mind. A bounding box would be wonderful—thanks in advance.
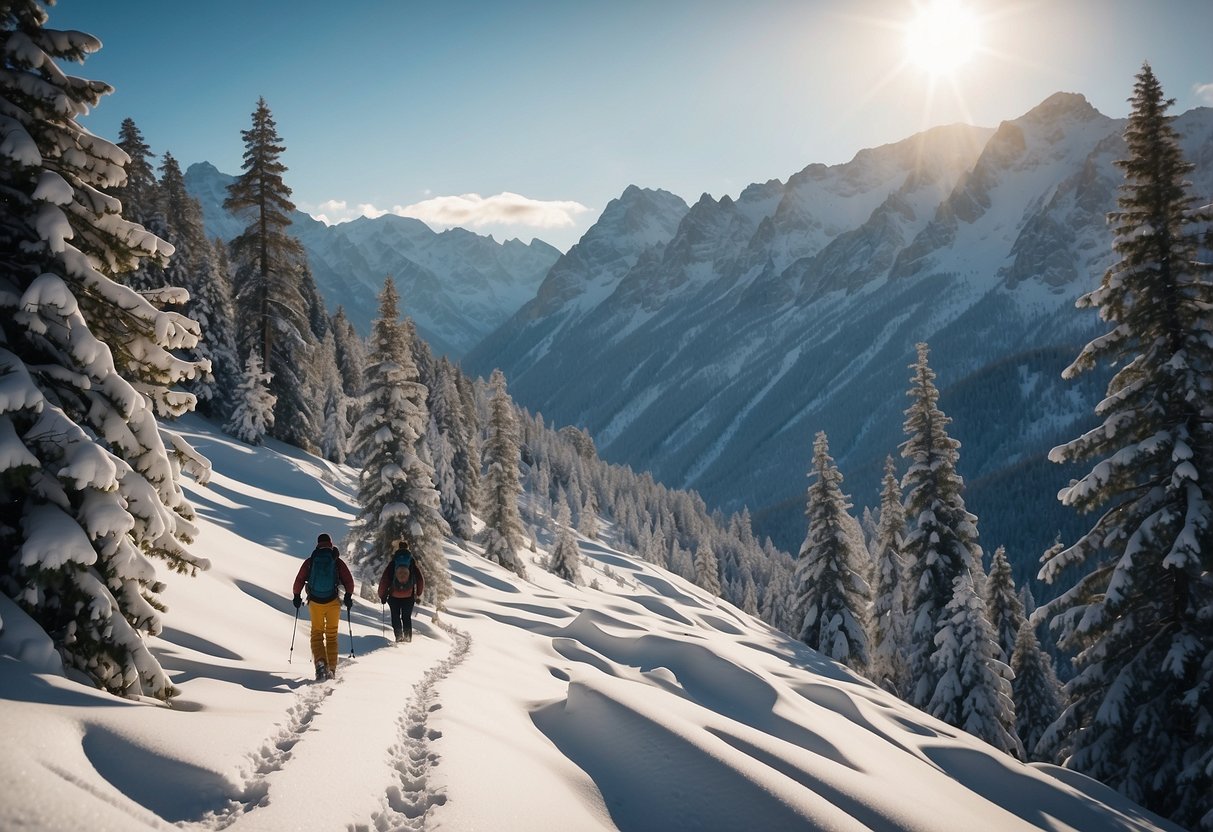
[51,0,1213,251]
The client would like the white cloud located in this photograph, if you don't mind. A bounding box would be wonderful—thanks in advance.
[306,193,589,230]
[1196,82,1213,105]
[309,199,387,225]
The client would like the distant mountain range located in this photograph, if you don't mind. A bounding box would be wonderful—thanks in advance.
[461,93,1213,592]
[185,94,1213,595]
[184,162,560,357]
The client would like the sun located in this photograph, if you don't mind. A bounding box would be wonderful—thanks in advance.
[904,0,981,77]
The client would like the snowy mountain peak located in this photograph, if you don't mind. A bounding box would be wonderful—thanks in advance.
[463,95,1213,581]
[184,162,560,357]
[1020,91,1103,127]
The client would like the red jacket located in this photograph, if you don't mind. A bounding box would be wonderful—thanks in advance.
[378,553,425,601]
[293,547,355,602]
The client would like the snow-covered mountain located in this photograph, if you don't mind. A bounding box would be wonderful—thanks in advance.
[0,417,1183,831]
[464,94,1213,586]
[184,162,561,357]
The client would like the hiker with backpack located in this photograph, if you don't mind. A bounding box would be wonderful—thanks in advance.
[378,538,425,643]
[292,533,355,680]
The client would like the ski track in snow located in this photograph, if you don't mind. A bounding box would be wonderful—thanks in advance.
[360,622,472,832]
[188,667,345,830]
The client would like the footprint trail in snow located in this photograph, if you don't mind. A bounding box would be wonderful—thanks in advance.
[360,623,472,832]
[192,670,345,830]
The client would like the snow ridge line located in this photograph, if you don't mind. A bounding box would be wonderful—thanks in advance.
[362,621,472,832]
[190,668,346,830]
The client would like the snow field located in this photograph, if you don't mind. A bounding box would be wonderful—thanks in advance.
[0,416,1185,832]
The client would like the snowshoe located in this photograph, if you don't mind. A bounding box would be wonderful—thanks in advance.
[404,632,412,643]
[315,660,327,682]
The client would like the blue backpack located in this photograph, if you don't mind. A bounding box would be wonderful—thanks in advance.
[308,547,338,601]
[391,551,414,593]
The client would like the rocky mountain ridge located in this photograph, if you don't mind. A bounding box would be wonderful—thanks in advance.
[464,93,1213,588]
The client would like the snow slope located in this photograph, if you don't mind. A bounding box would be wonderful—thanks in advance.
[0,418,1181,831]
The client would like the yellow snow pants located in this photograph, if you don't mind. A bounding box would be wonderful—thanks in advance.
[309,598,341,670]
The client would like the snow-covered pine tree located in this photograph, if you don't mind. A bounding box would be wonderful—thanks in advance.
[1037,63,1213,830]
[741,576,759,616]
[547,498,582,585]
[110,117,167,292]
[1010,621,1064,763]
[869,455,909,697]
[0,5,210,698]
[329,306,365,454]
[900,343,984,709]
[693,538,722,596]
[985,546,1025,664]
[158,152,239,418]
[430,359,477,539]
[311,329,347,464]
[791,432,871,671]
[207,240,242,400]
[320,384,350,465]
[578,486,600,539]
[669,539,694,582]
[928,571,1023,757]
[330,306,365,395]
[225,352,276,444]
[480,370,528,578]
[351,278,452,608]
[224,97,319,450]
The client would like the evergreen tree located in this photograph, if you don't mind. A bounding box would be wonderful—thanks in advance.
[578,487,600,539]
[901,343,983,709]
[1038,64,1213,830]
[741,577,759,616]
[225,353,275,444]
[158,152,239,417]
[110,117,157,226]
[430,360,477,539]
[320,385,350,465]
[0,5,209,699]
[693,538,722,596]
[547,499,582,585]
[351,278,452,608]
[330,306,365,396]
[206,240,242,402]
[1010,621,1064,763]
[869,455,910,697]
[110,117,166,292]
[481,370,528,578]
[224,97,319,449]
[669,539,694,582]
[791,432,871,670]
[928,571,1023,758]
[985,546,1025,664]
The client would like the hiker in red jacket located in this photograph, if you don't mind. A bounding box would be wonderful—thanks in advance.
[378,538,425,643]
[292,533,354,680]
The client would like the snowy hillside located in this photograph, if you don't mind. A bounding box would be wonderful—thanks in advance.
[0,418,1181,832]
[184,162,561,357]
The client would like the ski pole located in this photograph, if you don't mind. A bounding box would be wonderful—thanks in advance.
[381,603,386,638]
[289,604,299,664]
[347,604,356,658]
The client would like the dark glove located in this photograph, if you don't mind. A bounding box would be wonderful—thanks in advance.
[343,593,353,609]
[379,595,387,604]
[292,595,302,609]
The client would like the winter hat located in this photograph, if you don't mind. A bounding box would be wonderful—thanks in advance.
[317,533,333,546]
